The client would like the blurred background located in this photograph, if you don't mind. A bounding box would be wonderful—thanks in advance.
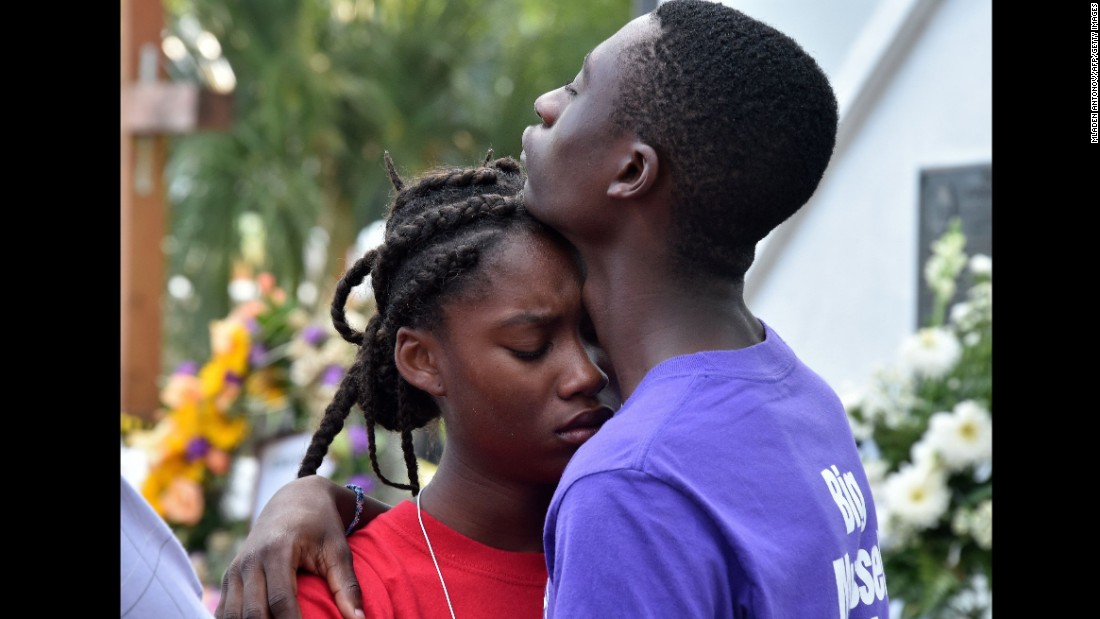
[120,0,991,616]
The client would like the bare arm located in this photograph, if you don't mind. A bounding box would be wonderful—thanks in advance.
[215,475,390,619]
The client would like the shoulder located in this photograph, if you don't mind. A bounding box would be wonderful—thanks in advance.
[298,552,394,619]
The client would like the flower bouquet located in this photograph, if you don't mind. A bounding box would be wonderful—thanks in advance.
[121,273,313,553]
[122,271,435,584]
[843,219,992,618]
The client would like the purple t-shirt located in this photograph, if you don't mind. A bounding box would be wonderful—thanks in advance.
[544,322,889,618]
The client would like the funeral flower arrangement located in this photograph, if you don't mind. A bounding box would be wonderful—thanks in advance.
[843,220,992,618]
[120,273,385,554]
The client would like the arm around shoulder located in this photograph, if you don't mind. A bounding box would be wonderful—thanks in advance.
[215,475,391,619]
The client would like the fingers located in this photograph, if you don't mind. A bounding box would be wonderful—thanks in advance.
[332,582,366,619]
[216,550,301,619]
[215,563,239,619]
[260,556,303,619]
[216,476,363,619]
[322,542,365,619]
[220,552,274,619]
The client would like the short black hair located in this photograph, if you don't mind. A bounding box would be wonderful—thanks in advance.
[612,0,838,280]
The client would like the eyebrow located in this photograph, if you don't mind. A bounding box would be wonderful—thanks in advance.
[495,311,558,329]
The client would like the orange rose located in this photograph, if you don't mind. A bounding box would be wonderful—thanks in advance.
[257,272,276,295]
[206,448,231,476]
[161,477,205,526]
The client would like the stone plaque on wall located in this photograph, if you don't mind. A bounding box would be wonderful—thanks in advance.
[917,163,992,329]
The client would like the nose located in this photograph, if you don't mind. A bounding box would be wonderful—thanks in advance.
[533,88,565,127]
[560,338,610,400]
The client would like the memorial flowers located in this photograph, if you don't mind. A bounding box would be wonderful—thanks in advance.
[121,273,310,550]
[843,219,992,618]
[121,271,417,561]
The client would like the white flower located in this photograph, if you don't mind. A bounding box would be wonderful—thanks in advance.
[848,416,873,441]
[968,281,993,320]
[949,301,973,326]
[945,572,992,619]
[971,499,992,550]
[228,277,259,303]
[859,366,919,428]
[881,461,951,530]
[968,254,992,278]
[924,400,993,470]
[924,225,968,301]
[861,458,889,510]
[320,336,357,367]
[909,437,940,469]
[899,327,962,379]
[290,354,326,387]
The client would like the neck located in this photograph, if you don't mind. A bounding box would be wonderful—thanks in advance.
[582,250,764,401]
[416,451,554,553]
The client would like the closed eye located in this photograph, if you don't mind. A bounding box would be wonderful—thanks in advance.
[510,344,551,361]
[562,82,578,96]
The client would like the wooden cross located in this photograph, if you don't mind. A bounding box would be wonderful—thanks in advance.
[121,0,232,419]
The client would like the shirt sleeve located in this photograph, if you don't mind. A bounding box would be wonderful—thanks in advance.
[120,475,212,619]
[546,469,733,618]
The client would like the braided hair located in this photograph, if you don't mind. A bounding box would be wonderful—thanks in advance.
[297,150,542,495]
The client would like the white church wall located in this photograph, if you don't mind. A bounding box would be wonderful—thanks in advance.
[744,0,992,392]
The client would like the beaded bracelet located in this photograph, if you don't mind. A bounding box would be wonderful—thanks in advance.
[345,484,366,536]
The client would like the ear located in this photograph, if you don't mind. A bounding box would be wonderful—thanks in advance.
[607,142,659,200]
[394,326,446,396]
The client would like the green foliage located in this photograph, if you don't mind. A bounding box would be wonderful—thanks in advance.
[162,0,631,366]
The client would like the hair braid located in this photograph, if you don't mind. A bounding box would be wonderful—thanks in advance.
[298,152,534,495]
[296,354,365,477]
[329,249,377,345]
[373,194,520,305]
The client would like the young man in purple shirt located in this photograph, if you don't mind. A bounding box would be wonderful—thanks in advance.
[216,2,889,617]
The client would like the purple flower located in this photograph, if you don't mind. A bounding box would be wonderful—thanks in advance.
[349,425,369,456]
[175,361,199,376]
[249,343,268,367]
[185,436,211,462]
[301,325,326,347]
[346,474,374,494]
[321,364,344,387]
[245,318,262,335]
[224,371,243,386]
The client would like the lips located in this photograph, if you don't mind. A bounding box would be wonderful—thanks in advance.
[556,405,614,446]
[520,126,532,164]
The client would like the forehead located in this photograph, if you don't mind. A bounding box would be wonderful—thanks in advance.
[590,13,659,68]
[449,230,581,309]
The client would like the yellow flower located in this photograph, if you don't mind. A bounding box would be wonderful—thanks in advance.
[199,360,230,399]
[120,412,153,434]
[160,372,203,409]
[141,455,205,516]
[161,403,202,458]
[209,318,250,376]
[214,378,243,411]
[200,400,249,451]
[245,369,289,409]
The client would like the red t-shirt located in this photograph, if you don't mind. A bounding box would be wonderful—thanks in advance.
[298,500,548,618]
